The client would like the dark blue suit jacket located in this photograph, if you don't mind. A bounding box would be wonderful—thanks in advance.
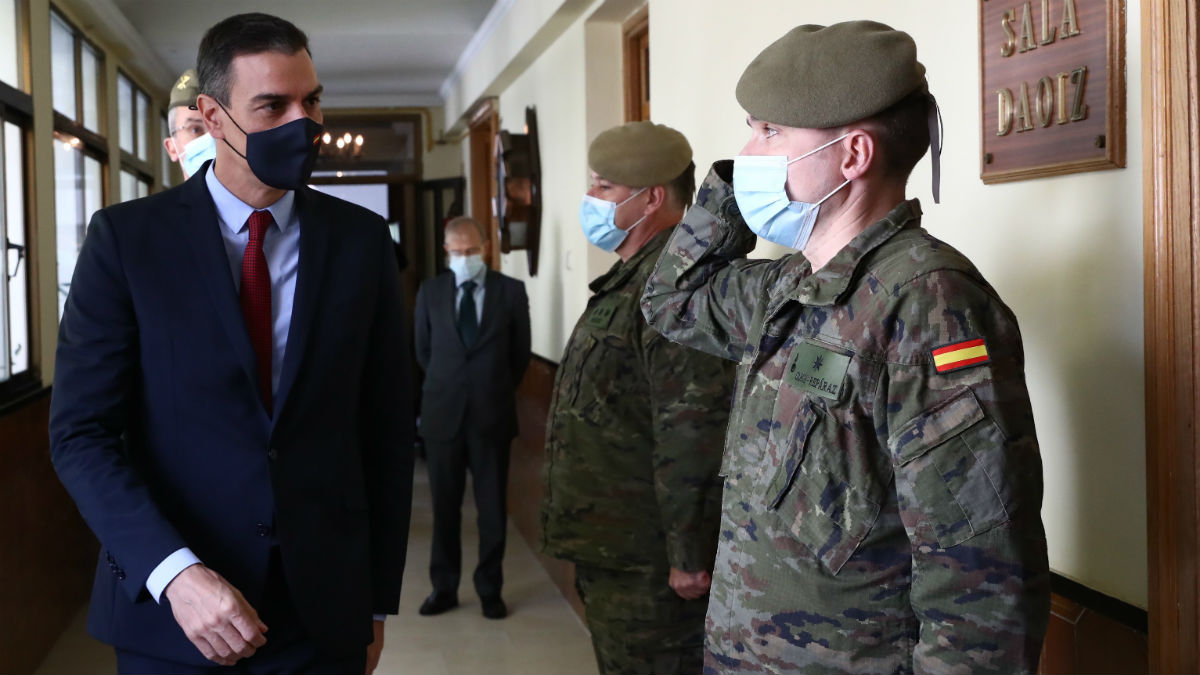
[49,165,413,664]
[413,270,531,442]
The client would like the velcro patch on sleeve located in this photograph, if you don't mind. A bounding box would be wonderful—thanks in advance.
[931,338,990,374]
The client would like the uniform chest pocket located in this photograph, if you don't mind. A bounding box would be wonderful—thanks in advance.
[890,387,1011,549]
[571,333,634,423]
[766,400,882,575]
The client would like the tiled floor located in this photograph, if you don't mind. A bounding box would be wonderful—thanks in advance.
[36,463,599,675]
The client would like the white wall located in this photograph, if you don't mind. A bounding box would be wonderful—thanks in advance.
[452,0,1148,608]
[493,9,592,359]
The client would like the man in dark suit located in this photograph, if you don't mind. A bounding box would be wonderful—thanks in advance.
[413,216,531,620]
[49,13,412,674]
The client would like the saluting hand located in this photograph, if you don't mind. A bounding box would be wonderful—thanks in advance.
[668,568,712,600]
[163,564,268,666]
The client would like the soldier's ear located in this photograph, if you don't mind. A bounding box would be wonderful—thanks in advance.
[840,129,876,181]
[645,185,668,214]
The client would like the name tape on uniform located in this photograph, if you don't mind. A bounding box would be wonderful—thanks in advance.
[786,341,851,400]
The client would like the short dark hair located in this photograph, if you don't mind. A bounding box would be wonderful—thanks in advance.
[855,89,932,183]
[197,13,310,105]
[665,161,697,210]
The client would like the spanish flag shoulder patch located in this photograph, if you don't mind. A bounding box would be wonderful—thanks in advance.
[931,338,990,374]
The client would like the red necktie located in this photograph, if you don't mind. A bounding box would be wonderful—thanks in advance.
[241,210,273,412]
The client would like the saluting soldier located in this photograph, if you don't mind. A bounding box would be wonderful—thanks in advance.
[541,121,736,675]
[641,21,1050,674]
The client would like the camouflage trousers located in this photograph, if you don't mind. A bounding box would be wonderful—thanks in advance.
[574,564,708,675]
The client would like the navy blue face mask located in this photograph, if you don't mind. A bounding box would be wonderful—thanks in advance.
[217,101,323,190]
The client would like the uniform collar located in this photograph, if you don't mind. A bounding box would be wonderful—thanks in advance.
[589,228,673,295]
[784,199,923,307]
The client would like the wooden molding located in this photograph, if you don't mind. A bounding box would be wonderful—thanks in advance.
[1143,0,1200,671]
[622,6,649,123]
[468,103,501,269]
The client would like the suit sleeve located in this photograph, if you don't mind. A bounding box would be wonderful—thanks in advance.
[882,270,1050,673]
[641,160,777,362]
[360,221,415,615]
[641,327,733,573]
[49,209,188,601]
[413,281,431,373]
[510,281,531,386]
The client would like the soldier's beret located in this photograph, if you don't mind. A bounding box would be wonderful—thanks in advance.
[588,121,692,188]
[736,21,927,129]
[169,68,200,110]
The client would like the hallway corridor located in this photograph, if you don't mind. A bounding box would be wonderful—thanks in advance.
[35,462,600,674]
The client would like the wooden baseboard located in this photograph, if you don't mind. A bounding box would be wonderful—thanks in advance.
[0,392,98,673]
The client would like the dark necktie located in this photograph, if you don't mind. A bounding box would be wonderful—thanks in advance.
[458,280,478,348]
[242,210,273,412]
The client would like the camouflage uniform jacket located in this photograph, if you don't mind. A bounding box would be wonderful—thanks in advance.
[641,161,1050,674]
[541,228,736,574]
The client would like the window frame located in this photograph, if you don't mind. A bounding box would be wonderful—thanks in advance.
[115,69,153,193]
[0,66,38,404]
[49,7,104,135]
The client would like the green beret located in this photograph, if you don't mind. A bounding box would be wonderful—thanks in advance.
[736,21,927,128]
[588,121,692,188]
[168,68,199,110]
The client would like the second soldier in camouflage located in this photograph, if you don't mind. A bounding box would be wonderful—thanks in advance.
[541,122,736,674]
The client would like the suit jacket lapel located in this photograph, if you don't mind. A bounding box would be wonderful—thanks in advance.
[178,169,260,401]
[273,188,330,419]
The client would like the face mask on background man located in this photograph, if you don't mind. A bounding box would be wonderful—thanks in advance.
[578,188,647,252]
[448,253,486,284]
[733,132,850,250]
[181,132,217,178]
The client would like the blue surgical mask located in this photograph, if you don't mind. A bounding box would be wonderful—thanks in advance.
[579,188,647,252]
[448,253,485,284]
[180,132,216,178]
[733,133,851,250]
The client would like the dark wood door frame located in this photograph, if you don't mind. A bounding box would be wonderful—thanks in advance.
[468,98,501,269]
[1143,0,1200,671]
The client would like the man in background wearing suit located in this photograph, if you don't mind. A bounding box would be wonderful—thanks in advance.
[50,13,412,674]
[413,216,531,620]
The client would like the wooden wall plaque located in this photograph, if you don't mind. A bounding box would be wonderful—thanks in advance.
[979,0,1125,183]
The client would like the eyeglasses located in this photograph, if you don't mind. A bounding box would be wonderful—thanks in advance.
[5,239,25,280]
[170,122,207,139]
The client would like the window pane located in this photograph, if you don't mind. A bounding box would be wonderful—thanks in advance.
[54,134,81,319]
[0,121,8,381]
[81,42,100,132]
[50,13,75,117]
[5,122,27,375]
[0,0,19,89]
[117,74,132,154]
[135,91,148,160]
[120,169,136,202]
[83,154,101,222]
[137,178,148,199]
